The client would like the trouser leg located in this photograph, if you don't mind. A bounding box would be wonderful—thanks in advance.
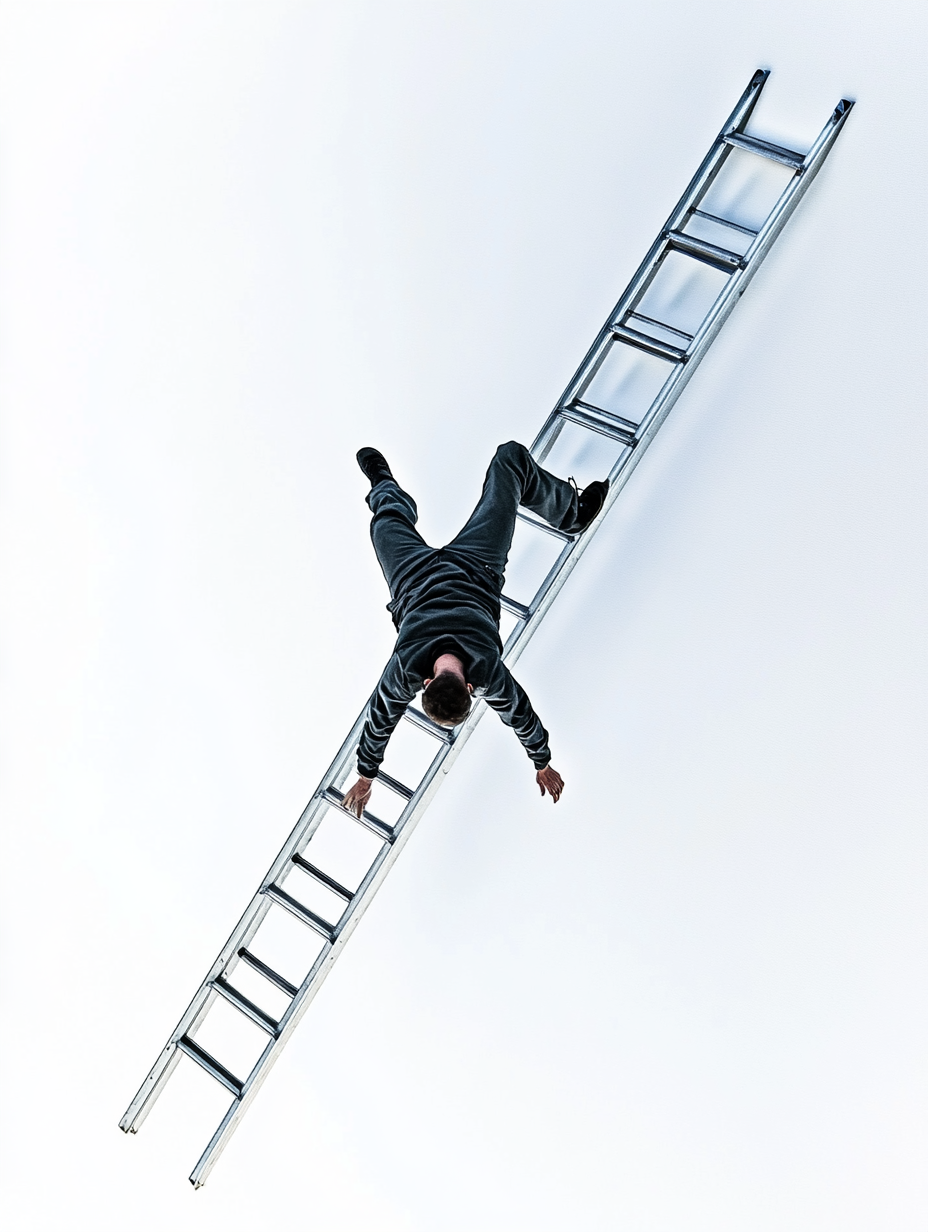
[367,479,434,599]
[447,440,578,575]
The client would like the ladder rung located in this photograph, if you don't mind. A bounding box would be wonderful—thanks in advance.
[723,131,805,170]
[691,208,758,237]
[666,230,743,272]
[609,323,687,364]
[376,770,414,801]
[627,312,693,342]
[265,884,336,940]
[403,705,453,742]
[212,977,279,1036]
[237,948,299,998]
[323,788,395,842]
[515,510,573,543]
[291,853,353,901]
[500,594,530,620]
[560,404,639,444]
[177,1036,243,1097]
[573,400,639,434]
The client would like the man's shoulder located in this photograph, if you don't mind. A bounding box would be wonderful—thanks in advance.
[481,654,512,690]
[379,650,421,694]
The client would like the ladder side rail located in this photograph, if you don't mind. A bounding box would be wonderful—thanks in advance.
[120,1046,183,1136]
[635,100,854,445]
[519,179,804,658]
[562,74,850,433]
[740,99,854,270]
[121,703,375,1132]
[517,103,855,666]
[511,287,741,657]
[538,151,724,451]
[685,99,854,360]
[566,120,739,419]
[516,145,830,657]
[120,903,272,1133]
[553,72,768,417]
[531,408,572,465]
[558,178,699,414]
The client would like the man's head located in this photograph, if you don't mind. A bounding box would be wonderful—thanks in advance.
[422,671,472,727]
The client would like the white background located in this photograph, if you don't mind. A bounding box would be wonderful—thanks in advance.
[1,2,925,1229]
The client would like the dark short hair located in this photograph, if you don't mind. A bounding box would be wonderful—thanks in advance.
[422,672,472,727]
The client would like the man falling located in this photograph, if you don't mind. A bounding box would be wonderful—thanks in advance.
[340,442,608,818]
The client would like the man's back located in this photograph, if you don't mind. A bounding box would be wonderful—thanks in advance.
[390,546,503,686]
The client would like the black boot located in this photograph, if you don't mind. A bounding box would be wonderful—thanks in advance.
[574,479,609,532]
[356,447,394,487]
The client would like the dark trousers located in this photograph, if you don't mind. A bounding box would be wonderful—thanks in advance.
[367,440,579,599]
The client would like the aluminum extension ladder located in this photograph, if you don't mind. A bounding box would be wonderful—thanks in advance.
[120,69,853,1186]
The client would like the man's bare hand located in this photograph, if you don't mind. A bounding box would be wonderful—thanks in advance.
[341,776,373,818]
[536,765,564,803]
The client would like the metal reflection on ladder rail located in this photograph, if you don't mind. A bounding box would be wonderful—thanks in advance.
[119,68,854,1187]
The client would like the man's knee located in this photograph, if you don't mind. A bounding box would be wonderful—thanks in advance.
[492,440,529,471]
[370,509,416,552]
[368,482,417,523]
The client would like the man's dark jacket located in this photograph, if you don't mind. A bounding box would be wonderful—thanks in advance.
[356,546,551,778]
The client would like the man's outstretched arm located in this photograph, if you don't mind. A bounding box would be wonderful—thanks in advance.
[342,656,416,819]
[483,661,564,803]
[357,655,416,773]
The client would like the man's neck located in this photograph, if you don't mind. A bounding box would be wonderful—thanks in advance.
[432,652,466,682]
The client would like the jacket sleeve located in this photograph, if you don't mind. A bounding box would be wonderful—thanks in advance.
[482,661,551,769]
[356,654,417,778]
